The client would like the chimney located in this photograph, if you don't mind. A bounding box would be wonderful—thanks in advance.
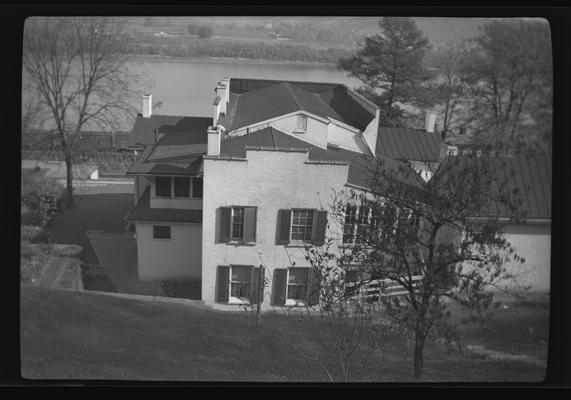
[425,110,438,133]
[142,94,152,118]
[213,96,221,127]
[207,126,220,156]
[215,84,227,115]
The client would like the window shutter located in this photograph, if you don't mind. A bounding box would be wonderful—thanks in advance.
[306,268,322,307]
[311,210,328,245]
[250,266,265,305]
[216,265,230,303]
[271,268,288,306]
[276,209,291,244]
[243,207,257,243]
[219,207,231,242]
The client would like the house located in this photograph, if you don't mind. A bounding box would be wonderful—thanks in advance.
[435,155,552,292]
[124,78,449,309]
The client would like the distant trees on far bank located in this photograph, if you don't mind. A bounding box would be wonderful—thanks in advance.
[188,24,213,39]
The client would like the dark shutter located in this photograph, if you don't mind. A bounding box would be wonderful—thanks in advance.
[219,207,231,242]
[250,266,265,305]
[306,268,322,307]
[271,268,288,306]
[216,265,230,303]
[276,209,291,244]
[311,210,328,245]
[243,207,257,243]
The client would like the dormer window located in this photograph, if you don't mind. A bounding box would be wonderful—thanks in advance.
[294,115,307,133]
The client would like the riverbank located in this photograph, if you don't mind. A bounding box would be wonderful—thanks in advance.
[127,53,339,67]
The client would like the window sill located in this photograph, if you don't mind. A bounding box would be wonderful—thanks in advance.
[227,240,256,246]
[293,130,306,134]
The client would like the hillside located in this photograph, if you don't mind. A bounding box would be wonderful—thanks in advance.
[20,287,547,381]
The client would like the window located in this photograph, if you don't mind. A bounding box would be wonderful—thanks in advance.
[155,177,172,197]
[231,207,245,240]
[286,268,309,305]
[153,225,171,239]
[294,115,307,132]
[291,209,314,241]
[230,265,252,302]
[174,177,190,198]
[192,177,203,198]
[343,205,371,245]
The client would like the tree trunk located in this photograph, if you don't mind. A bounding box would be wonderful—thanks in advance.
[414,331,425,378]
[64,153,75,209]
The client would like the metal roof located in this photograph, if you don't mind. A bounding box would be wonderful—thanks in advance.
[125,188,202,223]
[376,127,444,162]
[126,115,212,148]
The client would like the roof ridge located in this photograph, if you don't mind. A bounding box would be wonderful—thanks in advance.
[282,82,303,111]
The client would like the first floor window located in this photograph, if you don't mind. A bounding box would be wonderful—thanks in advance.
[155,177,172,197]
[230,265,252,301]
[343,205,371,245]
[286,268,309,305]
[291,209,314,241]
[153,225,171,239]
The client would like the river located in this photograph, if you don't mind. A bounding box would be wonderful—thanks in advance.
[128,57,361,125]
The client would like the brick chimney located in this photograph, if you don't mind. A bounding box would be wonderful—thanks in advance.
[207,126,220,156]
[425,110,438,133]
[142,94,152,118]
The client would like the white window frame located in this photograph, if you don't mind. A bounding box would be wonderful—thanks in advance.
[228,265,252,305]
[343,205,371,245]
[290,209,314,242]
[294,114,308,133]
[285,267,309,306]
[230,207,245,241]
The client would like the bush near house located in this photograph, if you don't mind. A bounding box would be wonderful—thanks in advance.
[21,173,65,228]
[160,279,202,300]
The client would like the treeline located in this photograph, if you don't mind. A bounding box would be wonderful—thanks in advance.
[128,39,353,64]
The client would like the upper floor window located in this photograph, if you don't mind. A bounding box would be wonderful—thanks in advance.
[276,209,327,245]
[174,177,190,198]
[155,177,171,197]
[343,205,372,245]
[219,206,257,243]
[294,115,307,132]
[154,176,202,199]
[291,209,314,241]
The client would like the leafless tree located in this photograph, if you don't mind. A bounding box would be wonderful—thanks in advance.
[23,17,140,206]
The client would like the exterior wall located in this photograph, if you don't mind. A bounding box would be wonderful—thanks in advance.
[149,176,203,210]
[233,113,330,149]
[500,222,551,292]
[136,222,202,281]
[201,149,349,309]
[327,122,370,154]
[135,176,151,203]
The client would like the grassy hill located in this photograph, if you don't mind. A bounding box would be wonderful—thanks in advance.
[20,286,547,382]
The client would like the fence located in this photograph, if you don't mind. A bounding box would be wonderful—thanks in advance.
[22,150,137,175]
[346,275,423,301]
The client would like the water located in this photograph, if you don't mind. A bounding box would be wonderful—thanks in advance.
[24,57,362,132]
[130,57,362,120]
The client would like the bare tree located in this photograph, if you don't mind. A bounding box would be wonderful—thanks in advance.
[305,155,526,379]
[23,17,139,206]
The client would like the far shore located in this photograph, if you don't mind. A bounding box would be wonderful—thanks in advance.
[127,54,339,68]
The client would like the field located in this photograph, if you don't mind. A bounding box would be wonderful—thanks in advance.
[20,286,548,382]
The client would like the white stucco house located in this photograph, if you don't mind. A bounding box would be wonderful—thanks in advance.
[123,77,550,309]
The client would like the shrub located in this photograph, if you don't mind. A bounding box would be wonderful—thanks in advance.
[21,176,65,228]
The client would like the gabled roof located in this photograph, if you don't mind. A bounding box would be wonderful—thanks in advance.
[435,155,552,221]
[376,127,444,162]
[125,188,202,223]
[126,115,212,148]
[219,127,418,189]
[219,78,377,132]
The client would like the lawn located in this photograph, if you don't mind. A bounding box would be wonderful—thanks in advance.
[20,287,548,382]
